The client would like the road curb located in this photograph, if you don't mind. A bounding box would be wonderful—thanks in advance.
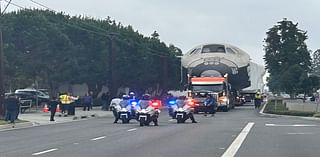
[259,102,320,122]
[0,121,33,131]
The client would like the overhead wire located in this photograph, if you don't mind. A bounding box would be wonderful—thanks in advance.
[2,0,170,58]
[3,0,24,9]
[1,0,12,14]
[28,0,171,58]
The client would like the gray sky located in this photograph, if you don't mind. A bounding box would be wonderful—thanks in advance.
[4,0,320,65]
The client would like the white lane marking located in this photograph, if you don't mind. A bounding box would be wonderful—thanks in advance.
[127,128,137,132]
[32,148,58,156]
[287,132,313,135]
[73,143,79,145]
[221,122,255,157]
[91,136,106,141]
[266,124,317,127]
[259,102,267,114]
[168,119,175,122]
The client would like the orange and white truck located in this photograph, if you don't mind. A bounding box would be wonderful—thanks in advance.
[187,74,234,112]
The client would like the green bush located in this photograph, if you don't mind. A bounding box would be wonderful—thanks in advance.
[265,100,315,117]
[313,113,320,118]
[264,99,288,113]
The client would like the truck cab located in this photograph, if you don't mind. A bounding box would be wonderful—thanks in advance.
[188,76,233,112]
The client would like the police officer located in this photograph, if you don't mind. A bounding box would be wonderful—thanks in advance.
[49,96,59,121]
[204,94,216,116]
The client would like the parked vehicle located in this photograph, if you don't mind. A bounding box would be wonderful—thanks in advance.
[15,88,50,103]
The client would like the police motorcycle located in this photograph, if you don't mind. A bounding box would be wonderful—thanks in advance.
[114,95,134,124]
[169,96,197,123]
[135,94,161,127]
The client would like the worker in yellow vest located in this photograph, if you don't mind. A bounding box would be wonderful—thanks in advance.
[254,92,262,109]
[59,93,72,115]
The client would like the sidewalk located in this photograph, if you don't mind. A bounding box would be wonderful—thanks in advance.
[0,107,113,131]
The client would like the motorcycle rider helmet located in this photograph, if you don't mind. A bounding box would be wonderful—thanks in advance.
[129,91,136,99]
[122,95,130,100]
[141,94,151,100]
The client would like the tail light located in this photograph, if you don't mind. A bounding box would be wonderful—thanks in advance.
[151,100,161,108]
[187,99,196,107]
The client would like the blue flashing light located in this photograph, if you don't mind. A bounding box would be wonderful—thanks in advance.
[169,100,176,105]
[131,101,138,106]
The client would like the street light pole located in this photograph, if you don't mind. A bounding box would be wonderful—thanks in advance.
[176,56,184,90]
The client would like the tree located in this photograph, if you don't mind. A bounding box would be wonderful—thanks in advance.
[312,49,320,77]
[0,9,183,98]
[264,18,312,94]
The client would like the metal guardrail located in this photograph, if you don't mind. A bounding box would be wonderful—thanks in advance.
[20,100,33,113]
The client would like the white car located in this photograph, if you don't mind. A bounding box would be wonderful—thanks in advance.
[15,88,50,102]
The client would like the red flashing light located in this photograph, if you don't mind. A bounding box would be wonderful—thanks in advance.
[151,100,161,108]
[187,99,196,107]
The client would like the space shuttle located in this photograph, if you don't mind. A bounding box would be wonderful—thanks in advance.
[181,43,251,91]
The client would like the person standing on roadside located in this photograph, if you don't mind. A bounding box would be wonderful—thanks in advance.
[49,96,60,121]
[254,92,262,109]
[83,93,93,111]
[59,93,70,115]
[101,92,109,111]
[4,94,20,123]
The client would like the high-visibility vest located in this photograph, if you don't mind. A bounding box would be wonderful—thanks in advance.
[60,95,71,104]
[255,94,262,99]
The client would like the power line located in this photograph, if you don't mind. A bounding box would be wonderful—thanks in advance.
[28,0,171,58]
[29,0,110,34]
[1,0,12,14]
[3,0,168,58]
[30,0,50,10]
[4,0,24,9]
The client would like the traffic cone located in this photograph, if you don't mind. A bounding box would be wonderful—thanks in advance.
[42,104,49,112]
[56,104,61,112]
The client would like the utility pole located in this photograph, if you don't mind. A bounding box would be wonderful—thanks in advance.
[108,33,119,99]
[0,0,5,118]
[162,56,168,92]
[0,25,4,118]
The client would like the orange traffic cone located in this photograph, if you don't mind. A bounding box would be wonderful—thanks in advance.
[42,104,49,112]
[56,104,61,112]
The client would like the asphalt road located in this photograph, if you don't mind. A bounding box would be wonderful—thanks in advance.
[0,103,319,157]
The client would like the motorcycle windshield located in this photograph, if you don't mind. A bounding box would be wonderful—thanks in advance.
[119,100,130,108]
[176,100,185,108]
[139,100,150,109]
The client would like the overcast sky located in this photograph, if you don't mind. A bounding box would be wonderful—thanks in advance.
[4,0,320,65]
